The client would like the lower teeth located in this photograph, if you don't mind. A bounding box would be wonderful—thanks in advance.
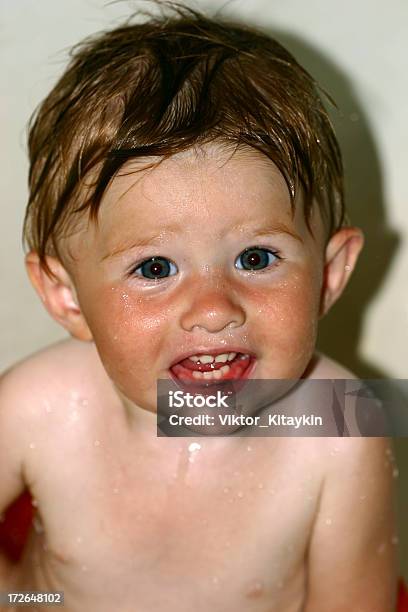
[193,364,230,380]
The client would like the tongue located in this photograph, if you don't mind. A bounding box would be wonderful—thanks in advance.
[176,355,240,373]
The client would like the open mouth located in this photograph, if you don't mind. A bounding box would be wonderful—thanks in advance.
[169,351,256,393]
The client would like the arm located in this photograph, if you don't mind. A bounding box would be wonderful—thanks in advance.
[304,437,398,612]
[0,369,27,589]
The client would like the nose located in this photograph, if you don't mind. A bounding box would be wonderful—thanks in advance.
[180,282,246,333]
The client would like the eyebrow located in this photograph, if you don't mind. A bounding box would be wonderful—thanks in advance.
[229,221,304,244]
[100,226,183,262]
[100,221,303,262]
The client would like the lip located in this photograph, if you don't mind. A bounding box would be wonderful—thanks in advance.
[169,347,257,369]
[168,349,257,395]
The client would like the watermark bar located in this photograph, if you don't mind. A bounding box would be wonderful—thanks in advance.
[157,379,408,437]
[0,592,64,606]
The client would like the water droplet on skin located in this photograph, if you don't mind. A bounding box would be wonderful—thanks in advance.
[246,580,264,598]
[80,398,89,407]
[29,442,36,450]
[237,491,244,499]
[76,536,83,544]
[188,442,201,453]
[223,487,230,494]
[325,517,332,525]
[31,498,38,508]
[70,410,80,423]
[113,488,119,494]
[247,445,252,452]
[33,516,44,534]
[393,467,399,479]
[212,576,219,585]
[187,442,201,463]
[43,400,52,413]
[94,440,101,447]
[258,483,264,489]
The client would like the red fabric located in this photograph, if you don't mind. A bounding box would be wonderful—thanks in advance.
[0,490,34,561]
[398,579,408,612]
[1,492,408,610]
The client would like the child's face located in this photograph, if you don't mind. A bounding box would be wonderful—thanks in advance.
[68,145,327,413]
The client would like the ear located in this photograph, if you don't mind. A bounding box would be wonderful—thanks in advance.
[320,227,364,317]
[25,251,93,342]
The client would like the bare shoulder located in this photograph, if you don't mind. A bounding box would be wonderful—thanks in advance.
[2,336,100,379]
[0,337,111,422]
[305,353,395,458]
[307,351,358,379]
[0,339,100,510]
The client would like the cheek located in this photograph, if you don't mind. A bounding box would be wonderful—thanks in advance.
[81,286,171,376]
[248,272,321,368]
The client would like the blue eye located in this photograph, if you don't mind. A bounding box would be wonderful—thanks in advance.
[132,257,177,280]
[235,247,280,271]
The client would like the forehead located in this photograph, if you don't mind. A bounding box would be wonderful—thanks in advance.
[96,145,297,236]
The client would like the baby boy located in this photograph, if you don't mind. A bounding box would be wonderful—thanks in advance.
[0,5,397,611]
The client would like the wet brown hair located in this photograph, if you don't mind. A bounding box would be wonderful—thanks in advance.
[23,2,345,277]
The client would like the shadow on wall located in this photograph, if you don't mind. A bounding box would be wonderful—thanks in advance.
[262,28,406,580]
[266,31,400,380]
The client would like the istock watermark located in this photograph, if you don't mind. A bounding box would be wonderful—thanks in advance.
[157,379,408,437]
[168,389,230,409]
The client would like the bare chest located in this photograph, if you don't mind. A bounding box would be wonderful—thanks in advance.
[24,434,321,612]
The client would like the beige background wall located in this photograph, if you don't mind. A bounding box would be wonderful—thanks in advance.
[1,0,407,578]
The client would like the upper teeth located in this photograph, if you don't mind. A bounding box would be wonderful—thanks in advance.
[189,352,237,364]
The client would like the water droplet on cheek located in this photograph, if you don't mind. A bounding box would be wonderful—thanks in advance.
[246,579,264,598]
